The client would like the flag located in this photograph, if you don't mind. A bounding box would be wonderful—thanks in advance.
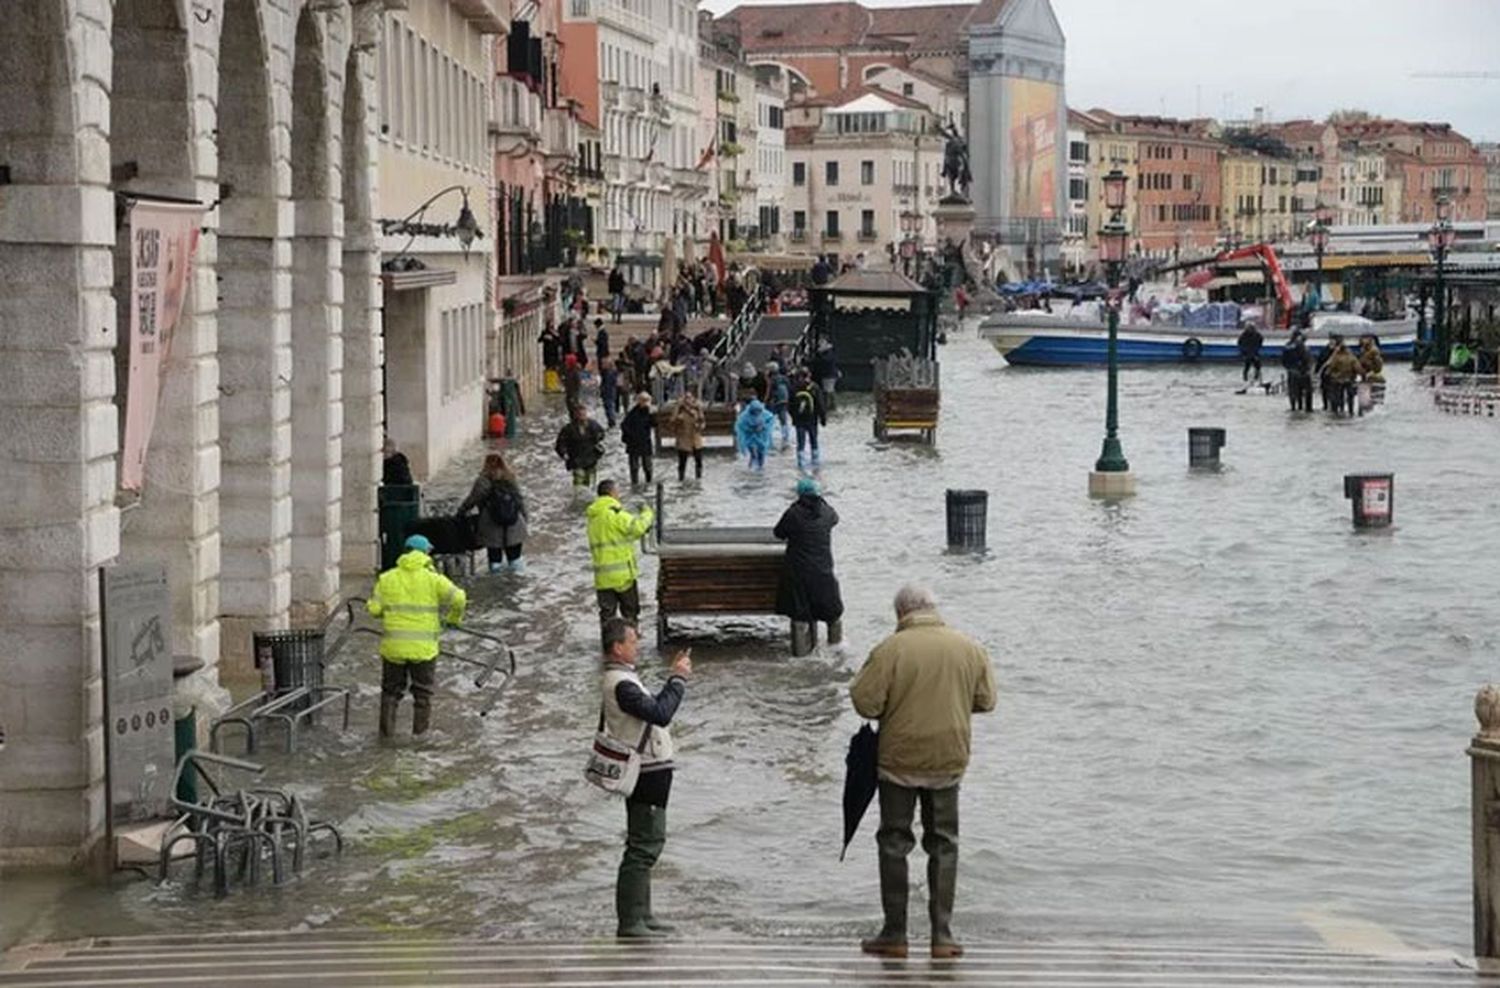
[695,137,716,171]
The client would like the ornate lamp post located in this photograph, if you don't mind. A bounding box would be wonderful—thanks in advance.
[1309,202,1331,306]
[1089,166,1134,498]
[1426,194,1456,364]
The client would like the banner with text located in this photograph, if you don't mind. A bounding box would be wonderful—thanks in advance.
[121,200,202,491]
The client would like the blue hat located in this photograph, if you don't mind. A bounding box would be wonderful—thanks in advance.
[404,534,434,553]
[796,477,821,496]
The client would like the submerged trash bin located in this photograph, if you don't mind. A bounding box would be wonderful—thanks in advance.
[378,483,421,571]
[1343,473,1394,529]
[945,489,988,550]
[1188,427,1227,467]
[253,629,325,712]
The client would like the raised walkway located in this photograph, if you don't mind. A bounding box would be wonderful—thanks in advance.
[0,931,1489,987]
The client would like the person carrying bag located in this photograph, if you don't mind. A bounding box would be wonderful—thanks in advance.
[584,618,691,938]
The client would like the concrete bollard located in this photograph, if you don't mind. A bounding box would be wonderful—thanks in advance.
[1470,685,1500,959]
[945,489,988,550]
[1188,427,1226,468]
[1343,473,1394,529]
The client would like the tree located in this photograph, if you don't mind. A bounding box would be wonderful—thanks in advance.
[1325,108,1375,126]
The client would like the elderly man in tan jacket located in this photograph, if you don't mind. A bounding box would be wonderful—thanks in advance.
[850,584,996,960]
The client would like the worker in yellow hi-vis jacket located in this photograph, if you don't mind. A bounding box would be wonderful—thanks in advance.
[367,534,467,737]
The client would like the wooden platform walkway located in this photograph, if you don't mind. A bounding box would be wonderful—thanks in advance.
[1,931,1491,987]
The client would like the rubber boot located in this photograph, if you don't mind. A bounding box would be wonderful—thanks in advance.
[927,790,963,960]
[642,809,675,933]
[508,558,527,575]
[412,697,432,736]
[616,803,667,939]
[378,696,399,738]
[860,854,909,958]
[826,620,843,646]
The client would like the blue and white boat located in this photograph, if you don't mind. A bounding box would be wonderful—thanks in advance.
[979,309,1417,367]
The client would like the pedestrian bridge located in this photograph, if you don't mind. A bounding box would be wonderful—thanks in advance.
[1,930,1489,986]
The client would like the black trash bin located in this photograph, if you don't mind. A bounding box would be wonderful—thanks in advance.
[378,483,422,571]
[945,489,988,550]
[1343,473,1394,529]
[253,629,325,713]
[1188,427,1227,467]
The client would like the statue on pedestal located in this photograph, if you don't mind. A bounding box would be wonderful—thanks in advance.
[939,114,972,204]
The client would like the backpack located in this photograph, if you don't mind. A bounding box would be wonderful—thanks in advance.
[486,484,522,527]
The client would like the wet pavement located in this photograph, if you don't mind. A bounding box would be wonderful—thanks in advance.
[6,323,1500,957]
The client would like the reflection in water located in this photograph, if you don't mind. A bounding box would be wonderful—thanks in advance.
[8,326,1499,952]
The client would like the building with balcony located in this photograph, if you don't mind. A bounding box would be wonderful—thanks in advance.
[377,0,502,480]
[562,0,702,292]
[1482,143,1500,221]
[1076,108,1140,274]
[1336,147,1401,228]
[1062,114,1089,273]
[1083,112,1223,259]
[1336,120,1488,223]
[783,85,947,260]
[1220,150,1295,245]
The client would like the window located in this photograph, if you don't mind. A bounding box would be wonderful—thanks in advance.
[793,161,806,186]
[793,209,806,231]
[826,161,839,186]
[1068,141,1088,164]
[902,82,914,97]
[860,209,875,236]
[1068,177,1086,200]
[824,209,839,236]
[860,160,874,185]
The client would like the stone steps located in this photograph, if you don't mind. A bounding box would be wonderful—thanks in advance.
[0,932,1487,987]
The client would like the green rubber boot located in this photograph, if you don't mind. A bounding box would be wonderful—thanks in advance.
[616,802,667,939]
[643,807,675,933]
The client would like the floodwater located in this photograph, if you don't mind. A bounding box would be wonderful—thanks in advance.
[7,325,1500,953]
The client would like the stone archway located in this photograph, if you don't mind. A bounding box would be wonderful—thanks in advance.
[288,6,344,619]
[111,0,221,667]
[0,0,118,866]
[339,46,382,579]
[217,0,291,667]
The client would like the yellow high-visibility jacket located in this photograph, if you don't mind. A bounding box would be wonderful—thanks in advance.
[586,495,654,592]
[367,550,467,662]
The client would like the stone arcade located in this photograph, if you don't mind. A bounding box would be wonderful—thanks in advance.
[0,0,386,866]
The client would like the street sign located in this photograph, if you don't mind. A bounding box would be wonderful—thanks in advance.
[101,564,176,827]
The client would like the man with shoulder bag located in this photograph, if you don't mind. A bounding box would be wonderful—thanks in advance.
[585,618,692,938]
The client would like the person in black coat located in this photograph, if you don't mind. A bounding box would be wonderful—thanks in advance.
[620,392,656,486]
[773,477,844,644]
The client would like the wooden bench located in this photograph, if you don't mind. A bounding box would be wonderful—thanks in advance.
[653,402,739,453]
[651,486,816,655]
[874,388,940,443]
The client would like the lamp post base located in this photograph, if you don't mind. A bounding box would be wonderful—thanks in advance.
[1088,470,1137,499]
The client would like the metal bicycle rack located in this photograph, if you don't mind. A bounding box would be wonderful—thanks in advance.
[158,751,343,899]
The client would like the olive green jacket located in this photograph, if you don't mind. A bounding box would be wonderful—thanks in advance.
[850,611,996,779]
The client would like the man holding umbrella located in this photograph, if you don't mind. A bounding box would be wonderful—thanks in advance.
[849,585,996,960]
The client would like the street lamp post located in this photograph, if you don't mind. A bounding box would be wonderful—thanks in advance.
[1426,194,1456,364]
[1090,166,1134,497]
[1309,202,1331,309]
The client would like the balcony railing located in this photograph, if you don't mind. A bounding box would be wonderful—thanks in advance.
[790,230,807,242]
[542,108,577,161]
[648,161,670,187]
[602,80,620,105]
[857,230,878,242]
[823,230,842,242]
[492,76,542,142]
[622,87,646,113]
[570,0,653,38]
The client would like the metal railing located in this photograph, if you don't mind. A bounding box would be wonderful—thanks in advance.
[709,285,767,370]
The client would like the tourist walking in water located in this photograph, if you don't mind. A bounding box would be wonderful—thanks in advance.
[1324,338,1360,416]
[773,477,843,644]
[1237,321,1263,383]
[555,403,607,491]
[538,322,564,393]
[668,392,706,482]
[367,534,467,738]
[735,397,775,471]
[850,585,996,960]
[456,453,528,575]
[766,361,792,447]
[599,357,621,428]
[586,479,655,638]
[621,393,656,487]
[791,370,827,470]
[1282,331,1314,412]
[598,618,692,938]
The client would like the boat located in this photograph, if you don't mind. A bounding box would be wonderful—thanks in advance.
[979,309,1417,367]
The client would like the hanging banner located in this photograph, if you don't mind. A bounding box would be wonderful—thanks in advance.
[120,200,202,491]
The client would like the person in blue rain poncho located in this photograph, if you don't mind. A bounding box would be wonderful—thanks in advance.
[734,398,776,472]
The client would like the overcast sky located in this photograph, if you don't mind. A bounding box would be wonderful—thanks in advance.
[703,0,1500,142]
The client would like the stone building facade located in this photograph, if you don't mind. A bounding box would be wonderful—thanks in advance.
[0,0,384,867]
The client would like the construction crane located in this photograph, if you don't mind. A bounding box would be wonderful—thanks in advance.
[1150,243,1297,328]
[1409,71,1500,80]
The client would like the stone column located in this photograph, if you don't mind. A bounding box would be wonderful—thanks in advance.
[0,0,117,866]
[1471,685,1500,959]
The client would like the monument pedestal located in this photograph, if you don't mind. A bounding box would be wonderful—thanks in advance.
[1088,470,1137,499]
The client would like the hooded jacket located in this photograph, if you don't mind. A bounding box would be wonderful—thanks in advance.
[773,494,844,622]
[735,399,775,451]
[586,495,655,591]
[555,418,606,470]
[366,551,467,662]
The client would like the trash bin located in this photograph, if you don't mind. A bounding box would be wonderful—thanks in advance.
[945,489,988,550]
[378,483,422,571]
[252,629,325,713]
[1343,473,1394,529]
[1188,427,1227,467]
[174,708,197,803]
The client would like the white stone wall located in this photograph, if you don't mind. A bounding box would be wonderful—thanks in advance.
[0,0,380,866]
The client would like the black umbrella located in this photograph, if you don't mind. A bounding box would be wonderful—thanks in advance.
[840,723,879,861]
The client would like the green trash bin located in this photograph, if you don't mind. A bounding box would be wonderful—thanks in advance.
[378,483,421,571]
[174,708,198,803]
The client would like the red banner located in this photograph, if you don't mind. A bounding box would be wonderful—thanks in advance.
[120,201,201,491]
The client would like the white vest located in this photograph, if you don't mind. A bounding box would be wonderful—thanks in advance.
[601,664,675,768]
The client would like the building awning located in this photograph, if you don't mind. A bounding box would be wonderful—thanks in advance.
[381,268,458,292]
